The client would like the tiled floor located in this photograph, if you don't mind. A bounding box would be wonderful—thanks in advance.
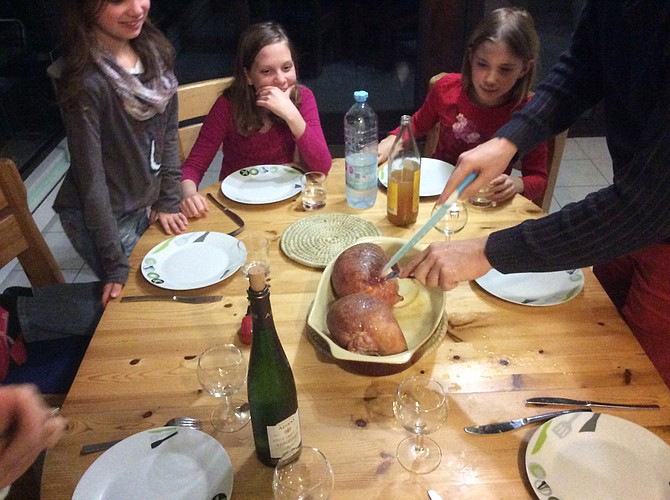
[0,137,612,290]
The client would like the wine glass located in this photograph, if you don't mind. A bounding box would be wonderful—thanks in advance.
[392,375,449,474]
[431,200,468,241]
[197,343,250,432]
[273,446,335,500]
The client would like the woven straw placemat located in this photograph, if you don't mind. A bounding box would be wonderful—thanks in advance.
[280,213,381,268]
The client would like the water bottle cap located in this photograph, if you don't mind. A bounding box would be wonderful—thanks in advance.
[353,90,368,103]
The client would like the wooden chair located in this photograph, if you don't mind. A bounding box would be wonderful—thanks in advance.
[0,158,90,407]
[177,76,234,163]
[423,72,568,212]
[0,158,63,286]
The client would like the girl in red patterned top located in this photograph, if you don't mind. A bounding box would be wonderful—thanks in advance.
[378,8,548,206]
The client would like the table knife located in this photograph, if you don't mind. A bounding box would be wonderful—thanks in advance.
[383,172,477,275]
[80,438,122,455]
[206,193,245,230]
[525,397,660,410]
[464,409,591,434]
[121,295,223,303]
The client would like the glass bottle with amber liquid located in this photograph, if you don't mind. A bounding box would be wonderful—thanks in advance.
[246,267,301,467]
[387,115,421,226]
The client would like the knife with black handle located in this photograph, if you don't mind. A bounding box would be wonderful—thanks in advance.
[525,397,660,410]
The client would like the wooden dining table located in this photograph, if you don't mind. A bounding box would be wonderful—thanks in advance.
[42,159,670,499]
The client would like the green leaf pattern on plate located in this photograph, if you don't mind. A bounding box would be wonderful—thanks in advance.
[531,420,553,455]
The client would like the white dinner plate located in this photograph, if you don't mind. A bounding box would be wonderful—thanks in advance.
[221,164,302,204]
[525,412,670,499]
[141,231,246,290]
[73,427,233,500]
[474,268,584,306]
[378,158,455,197]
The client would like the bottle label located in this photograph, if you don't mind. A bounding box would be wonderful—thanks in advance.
[268,410,301,460]
[345,153,378,191]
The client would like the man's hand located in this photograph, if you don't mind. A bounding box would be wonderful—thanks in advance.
[438,137,518,204]
[399,237,492,291]
[0,385,66,489]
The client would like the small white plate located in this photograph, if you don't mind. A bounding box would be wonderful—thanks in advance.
[307,236,446,365]
[474,269,584,306]
[73,427,233,500]
[221,164,302,204]
[141,231,246,290]
[378,158,455,197]
[526,412,670,499]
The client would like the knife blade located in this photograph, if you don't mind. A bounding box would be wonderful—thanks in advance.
[383,172,477,275]
[120,295,223,303]
[206,193,245,233]
[525,397,660,410]
[427,490,444,500]
[80,438,122,455]
[464,409,591,434]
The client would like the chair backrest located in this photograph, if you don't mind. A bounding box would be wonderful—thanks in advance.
[0,158,64,286]
[423,72,568,212]
[177,77,234,163]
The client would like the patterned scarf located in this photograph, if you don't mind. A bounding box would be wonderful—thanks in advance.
[92,47,177,121]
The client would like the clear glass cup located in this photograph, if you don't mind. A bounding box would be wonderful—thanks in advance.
[197,343,250,432]
[301,171,327,210]
[431,200,468,241]
[241,232,270,281]
[393,375,449,474]
[273,446,335,500]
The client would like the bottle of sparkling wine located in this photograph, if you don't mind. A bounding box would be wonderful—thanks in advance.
[387,114,421,226]
[246,268,301,467]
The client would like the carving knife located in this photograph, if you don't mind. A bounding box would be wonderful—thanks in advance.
[525,397,660,410]
[464,409,591,434]
[121,295,223,303]
[383,172,477,275]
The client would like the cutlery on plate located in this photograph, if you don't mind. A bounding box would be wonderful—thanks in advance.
[383,172,477,277]
[206,193,245,236]
[120,295,223,303]
[80,417,203,455]
[525,396,660,410]
[464,409,591,434]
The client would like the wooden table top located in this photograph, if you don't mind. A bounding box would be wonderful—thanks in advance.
[42,159,670,499]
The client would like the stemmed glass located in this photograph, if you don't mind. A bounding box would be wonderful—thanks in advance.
[197,343,251,432]
[392,375,449,474]
[272,446,335,499]
[431,200,468,241]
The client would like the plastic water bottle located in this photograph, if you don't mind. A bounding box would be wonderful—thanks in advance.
[344,90,378,208]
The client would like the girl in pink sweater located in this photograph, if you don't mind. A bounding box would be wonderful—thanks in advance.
[181,22,331,217]
[378,8,548,206]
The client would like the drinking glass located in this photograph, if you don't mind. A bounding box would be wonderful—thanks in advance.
[301,171,327,210]
[273,446,335,500]
[241,232,270,282]
[431,200,468,241]
[197,344,250,432]
[393,375,448,474]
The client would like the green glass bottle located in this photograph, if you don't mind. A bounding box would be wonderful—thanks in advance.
[246,270,301,467]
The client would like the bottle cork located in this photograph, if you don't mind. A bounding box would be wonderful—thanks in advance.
[248,265,267,292]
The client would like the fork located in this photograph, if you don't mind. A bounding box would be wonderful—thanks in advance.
[79,417,204,455]
[551,412,581,438]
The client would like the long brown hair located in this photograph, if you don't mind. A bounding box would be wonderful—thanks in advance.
[461,7,539,107]
[224,21,301,135]
[57,0,175,106]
